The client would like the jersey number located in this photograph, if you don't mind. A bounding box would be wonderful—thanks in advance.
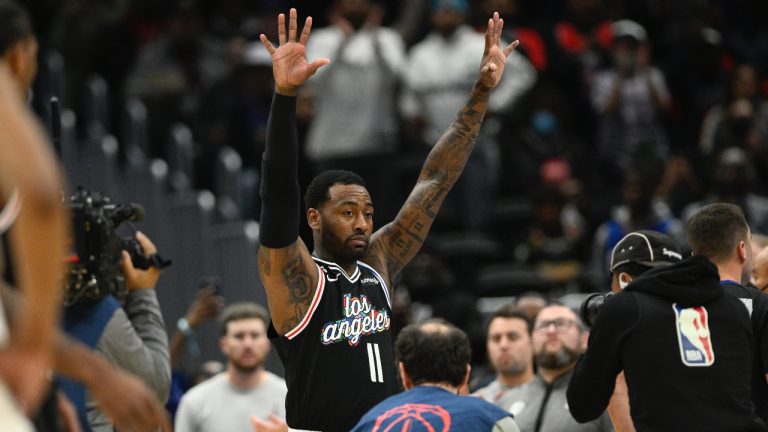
[366,342,384,383]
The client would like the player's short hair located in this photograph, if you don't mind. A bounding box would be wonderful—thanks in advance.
[304,170,367,211]
[219,302,269,336]
[395,318,470,388]
[0,0,32,54]
[687,203,749,263]
[486,304,531,336]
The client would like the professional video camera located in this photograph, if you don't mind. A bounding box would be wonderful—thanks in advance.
[579,292,614,328]
[65,188,170,306]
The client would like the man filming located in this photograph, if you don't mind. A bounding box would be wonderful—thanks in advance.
[568,210,765,430]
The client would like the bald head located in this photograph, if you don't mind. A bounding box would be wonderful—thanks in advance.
[751,246,768,292]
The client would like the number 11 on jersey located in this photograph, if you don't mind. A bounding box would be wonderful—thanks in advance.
[367,342,384,383]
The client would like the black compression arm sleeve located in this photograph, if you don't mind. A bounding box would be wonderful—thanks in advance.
[259,93,300,248]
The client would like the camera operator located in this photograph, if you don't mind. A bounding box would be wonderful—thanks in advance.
[567,205,766,431]
[63,230,171,431]
[584,230,683,432]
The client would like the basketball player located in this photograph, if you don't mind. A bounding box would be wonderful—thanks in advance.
[257,7,520,431]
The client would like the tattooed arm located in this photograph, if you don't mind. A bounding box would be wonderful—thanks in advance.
[257,8,329,335]
[366,12,519,286]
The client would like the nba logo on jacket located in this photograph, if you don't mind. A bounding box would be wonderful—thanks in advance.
[672,304,715,367]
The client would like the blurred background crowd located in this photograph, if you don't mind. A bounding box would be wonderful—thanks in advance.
[21,0,768,380]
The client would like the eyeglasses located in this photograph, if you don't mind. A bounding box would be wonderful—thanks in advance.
[534,318,579,333]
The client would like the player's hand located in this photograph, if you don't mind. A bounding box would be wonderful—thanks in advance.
[260,8,330,96]
[87,363,171,432]
[122,231,162,291]
[478,12,519,90]
[251,413,289,432]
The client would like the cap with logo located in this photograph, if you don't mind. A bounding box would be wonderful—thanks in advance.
[610,230,683,273]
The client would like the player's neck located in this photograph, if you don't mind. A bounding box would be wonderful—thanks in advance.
[312,248,357,274]
[717,261,743,284]
[227,365,266,389]
[498,368,533,387]
[416,382,461,394]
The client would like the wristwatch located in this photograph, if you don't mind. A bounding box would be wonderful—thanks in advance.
[177,317,194,337]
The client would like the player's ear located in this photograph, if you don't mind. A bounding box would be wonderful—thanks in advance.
[399,362,413,390]
[307,208,321,230]
[738,240,748,263]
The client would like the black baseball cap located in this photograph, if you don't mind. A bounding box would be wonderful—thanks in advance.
[609,230,683,273]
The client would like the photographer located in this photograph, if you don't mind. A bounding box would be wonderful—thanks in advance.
[567,209,765,430]
[586,230,683,431]
[63,231,171,431]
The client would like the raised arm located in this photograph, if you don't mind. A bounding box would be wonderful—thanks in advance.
[366,13,519,282]
[257,8,330,335]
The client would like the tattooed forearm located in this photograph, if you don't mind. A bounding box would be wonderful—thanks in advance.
[369,83,492,283]
[258,248,272,277]
[421,82,490,184]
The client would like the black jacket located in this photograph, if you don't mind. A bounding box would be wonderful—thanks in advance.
[721,280,768,422]
[567,255,766,431]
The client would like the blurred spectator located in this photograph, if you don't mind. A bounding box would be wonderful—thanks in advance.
[400,0,535,229]
[474,305,534,409]
[518,184,586,285]
[515,292,547,322]
[125,0,228,159]
[166,281,223,418]
[700,64,768,156]
[682,147,768,234]
[497,83,587,198]
[654,154,704,217]
[480,0,548,71]
[304,0,406,224]
[590,165,685,290]
[545,0,613,145]
[195,41,274,217]
[590,20,671,187]
[175,302,287,431]
[503,304,613,431]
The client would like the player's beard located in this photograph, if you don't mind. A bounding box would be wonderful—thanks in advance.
[535,345,580,370]
[321,224,367,264]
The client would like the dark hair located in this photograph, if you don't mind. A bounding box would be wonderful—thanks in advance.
[687,203,749,263]
[487,304,532,335]
[219,302,269,336]
[0,0,32,54]
[395,318,471,387]
[304,170,367,211]
[611,262,653,278]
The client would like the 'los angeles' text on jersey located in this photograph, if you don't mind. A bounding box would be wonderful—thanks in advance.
[268,256,397,432]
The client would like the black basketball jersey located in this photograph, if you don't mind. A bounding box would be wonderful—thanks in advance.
[269,256,397,432]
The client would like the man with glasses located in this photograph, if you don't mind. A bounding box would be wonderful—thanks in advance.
[502,304,613,431]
